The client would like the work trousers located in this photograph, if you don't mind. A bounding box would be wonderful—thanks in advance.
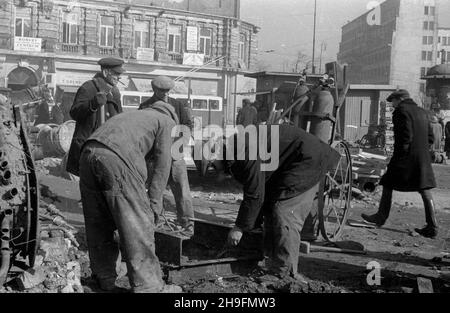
[148,158,194,226]
[169,159,194,226]
[377,187,437,228]
[263,183,319,277]
[79,141,164,293]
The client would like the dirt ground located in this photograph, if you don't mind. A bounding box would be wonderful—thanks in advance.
[31,159,450,293]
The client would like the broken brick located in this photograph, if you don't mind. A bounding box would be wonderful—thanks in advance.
[15,268,46,290]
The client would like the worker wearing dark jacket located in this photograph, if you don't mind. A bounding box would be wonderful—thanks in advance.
[79,101,181,293]
[223,125,339,280]
[362,90,438,238]
[139,76,194,236]
[66,57,124,176]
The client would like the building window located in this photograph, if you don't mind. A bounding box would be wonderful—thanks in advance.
[238,33,248,61]
[421,67,426,77]
[15,8,31,37]
[62,13,79,45]
[427,51,433,61]
[447,51,450,63]
[168,25,181,53]
[422,51,427,60]
[424,6,429,15]
[428,36,433,45]
[430,6,435,16]
[100,16,115,47]
[420,83,426,93]
[134,21,150,49]
[429,22,434,30]
[439,36,441,43]
[423,36,428,45]
[199,28,212,56]
[444,37,448,46]
[423,21,428,30]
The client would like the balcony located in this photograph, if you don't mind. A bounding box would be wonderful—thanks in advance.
[61,44,79,53]
[168,52,183,64]
[99,47,116,55]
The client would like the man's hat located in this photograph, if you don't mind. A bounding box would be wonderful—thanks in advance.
[98,57,125,74]
[151,76,175,90]
[386,89,410,102]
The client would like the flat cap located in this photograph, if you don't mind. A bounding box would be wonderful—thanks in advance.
[98,57,125,74]
[151,76,175,90]
[386,89,410,102]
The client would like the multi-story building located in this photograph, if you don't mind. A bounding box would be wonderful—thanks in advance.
[0,0,259,125]
[436,28,450,64]
[337,0,440,105]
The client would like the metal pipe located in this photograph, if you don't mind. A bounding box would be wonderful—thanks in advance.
[0,214,12,286]
[0,170,12,186]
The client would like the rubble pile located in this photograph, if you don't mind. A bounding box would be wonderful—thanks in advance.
[1,200,89,293]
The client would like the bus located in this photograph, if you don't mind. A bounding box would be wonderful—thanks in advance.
[121,91,224,129]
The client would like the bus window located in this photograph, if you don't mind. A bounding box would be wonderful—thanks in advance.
[209,99,220,111]
[123,95,140,108]
[192,99,208,110]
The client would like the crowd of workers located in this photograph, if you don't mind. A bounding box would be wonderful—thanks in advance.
[58,56,443,293]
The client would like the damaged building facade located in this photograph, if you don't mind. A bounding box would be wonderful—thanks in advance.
[0,0,259,125]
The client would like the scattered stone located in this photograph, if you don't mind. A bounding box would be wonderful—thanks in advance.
[417,277,434,293]
[393,241,402,247]
[49,229,64,238]
[413,243,420,247]
[34,255,44,267]
[15,268,46,290]
[39,237,69,263]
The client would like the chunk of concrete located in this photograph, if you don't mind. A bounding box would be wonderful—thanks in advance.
[417,277,434,293]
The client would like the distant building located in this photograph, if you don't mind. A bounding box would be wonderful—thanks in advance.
[436,28,450,64]
[0,0,259,125]
[337,0,445,105]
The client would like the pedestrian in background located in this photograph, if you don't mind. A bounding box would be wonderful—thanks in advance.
[445,121,450,159]
[66,57,124,177]
[236,98,258,127]
[362,90,439,239]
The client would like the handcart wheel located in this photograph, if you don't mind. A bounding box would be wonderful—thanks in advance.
[318,140,353,241]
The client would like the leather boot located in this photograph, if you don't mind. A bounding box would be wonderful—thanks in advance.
[362,187,392,226]
[415,190,438,239]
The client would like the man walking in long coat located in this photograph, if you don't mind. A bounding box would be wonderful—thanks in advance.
[362,90,439,238]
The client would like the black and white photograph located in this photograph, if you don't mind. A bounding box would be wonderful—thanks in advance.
[0,0,450,303]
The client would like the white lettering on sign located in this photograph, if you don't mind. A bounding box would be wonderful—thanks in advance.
[14,37,42,52]
[186,26,199,51]
[57,72,93,86]
[136,47,155,61]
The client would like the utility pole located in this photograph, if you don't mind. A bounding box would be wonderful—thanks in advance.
[312,0,317,74]
[319,41,326,73]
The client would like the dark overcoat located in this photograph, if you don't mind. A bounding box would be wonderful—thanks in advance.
[230,125,340,231]
[445,122,450,153]
[380,99,436,191]
[66,73,122,176]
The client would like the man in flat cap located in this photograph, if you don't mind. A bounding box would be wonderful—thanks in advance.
[362,89,439,238]
[236,98,258,127]
[139,76,194,237]
[66,57,125,176]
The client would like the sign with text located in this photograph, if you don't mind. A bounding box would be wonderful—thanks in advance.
[57,72,94,86]
[183,53,204,66]
[136,47,155,61]
[14,37,42,52]
[186,26,198,51]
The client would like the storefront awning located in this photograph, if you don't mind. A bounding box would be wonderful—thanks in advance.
[130,78,152,92]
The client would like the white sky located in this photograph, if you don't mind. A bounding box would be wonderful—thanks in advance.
[240,0,450,72]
